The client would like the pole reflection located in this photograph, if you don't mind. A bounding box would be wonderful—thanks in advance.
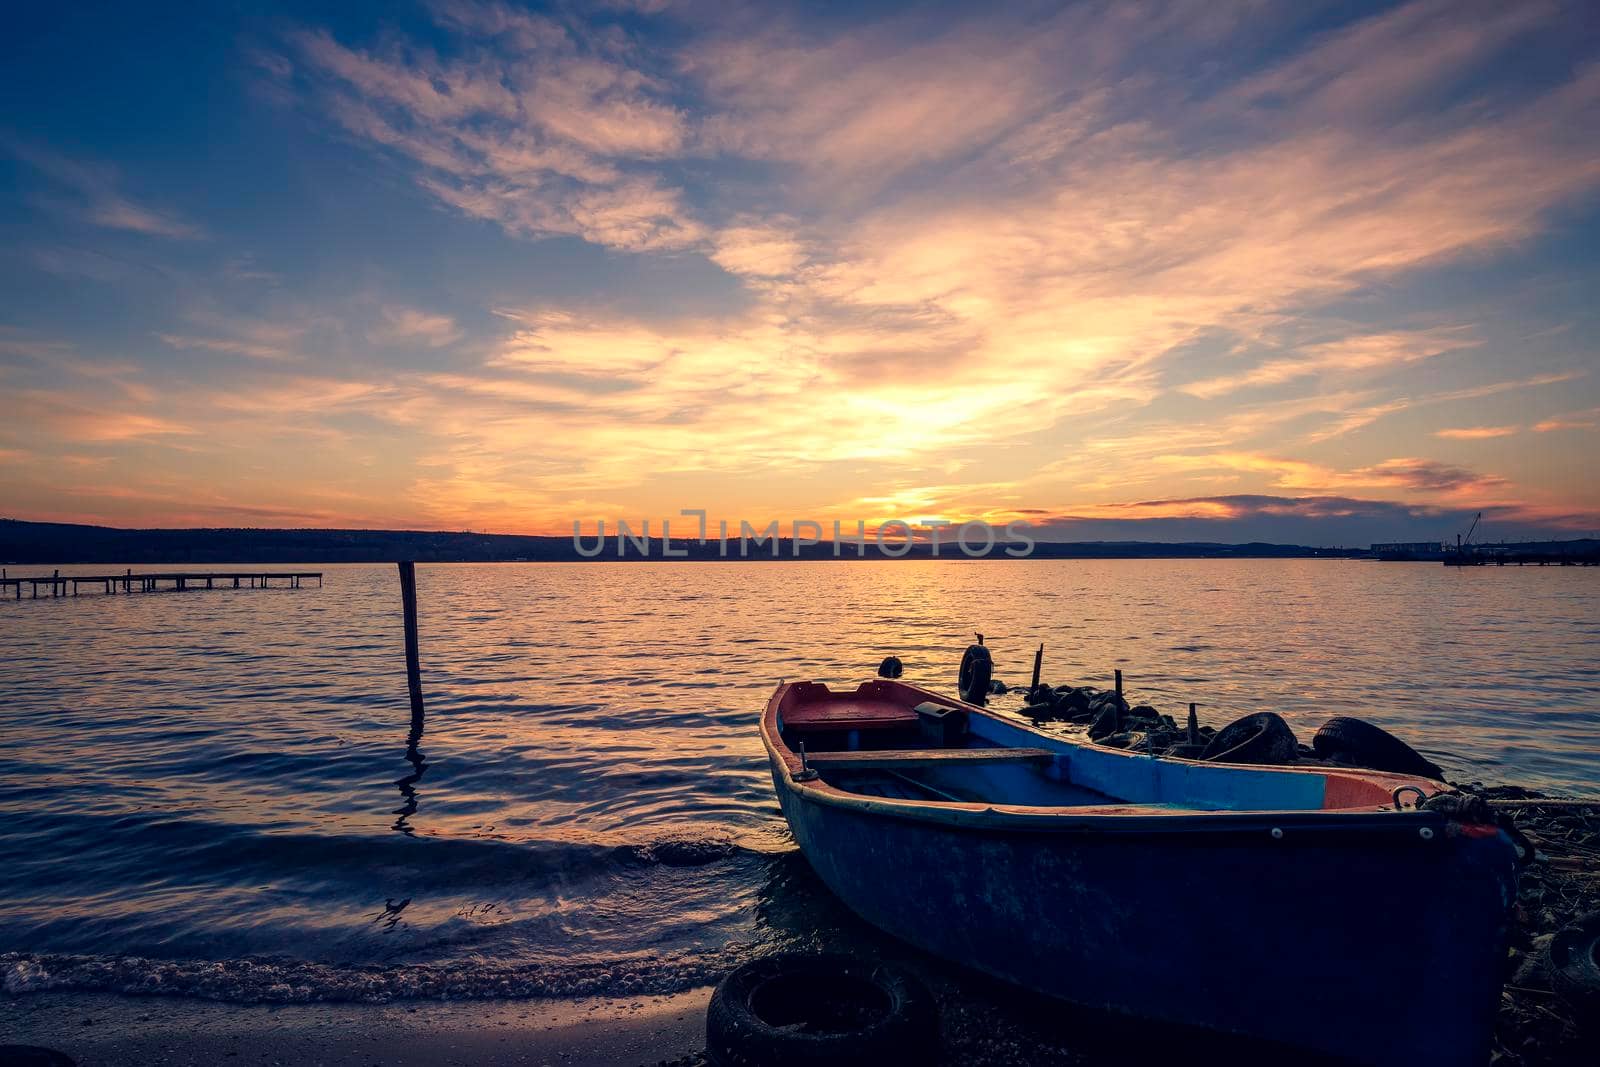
[392,700,427,835]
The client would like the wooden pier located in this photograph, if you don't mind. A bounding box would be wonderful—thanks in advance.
[1,570,323,599]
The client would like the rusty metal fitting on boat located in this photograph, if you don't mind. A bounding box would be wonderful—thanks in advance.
[1393,785,1428,810]
[795,740,819,782]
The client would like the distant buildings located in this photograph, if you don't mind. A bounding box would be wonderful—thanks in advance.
[1370,541,1446,561]
[1370,538,1600,564]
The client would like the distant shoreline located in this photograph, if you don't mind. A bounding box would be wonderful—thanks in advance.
[0,518,1369,565]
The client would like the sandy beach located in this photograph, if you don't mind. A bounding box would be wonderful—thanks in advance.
[0,989,710,1067]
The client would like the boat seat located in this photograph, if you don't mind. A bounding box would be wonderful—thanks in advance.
[805,748,1058,769]
[782,698,920,733]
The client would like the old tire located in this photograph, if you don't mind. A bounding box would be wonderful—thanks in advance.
[1201,712,1298,764]
[1548,911,1600,1022]
[1312,717,1443,779]
[1052,687,1091,715]
[958,644,992,705]
[1088,703,1122,740]
[705,954,936,1067]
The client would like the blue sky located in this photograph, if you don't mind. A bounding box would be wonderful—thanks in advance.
[2,0,1598,544]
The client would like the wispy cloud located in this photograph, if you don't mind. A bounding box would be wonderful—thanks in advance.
[153,307,349,365]
[371,305,461,348]
[88,200,203,240]
[1435,425,1520,439]
[1220,0,1553,124]
[157,333,298,361]
[14,391,197,442]
[6,142,204,239]
[1183,330,1477,399]
[1299,370,1591,443]
[1425,371,1588,404]
[1534,407,1600,432]
[0,330,76,363]
[288,13,702,253]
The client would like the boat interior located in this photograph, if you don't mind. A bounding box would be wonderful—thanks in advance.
[772,680,1415,814]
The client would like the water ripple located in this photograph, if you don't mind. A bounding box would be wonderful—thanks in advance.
[0,559,1596,998]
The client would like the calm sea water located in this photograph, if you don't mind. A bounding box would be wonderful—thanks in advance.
[2,560,1596,1001]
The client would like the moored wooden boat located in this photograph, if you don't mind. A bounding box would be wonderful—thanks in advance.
[762,678,1519,1066]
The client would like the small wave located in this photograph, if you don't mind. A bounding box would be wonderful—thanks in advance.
[0,943,777,1003]
[1,810,756,888]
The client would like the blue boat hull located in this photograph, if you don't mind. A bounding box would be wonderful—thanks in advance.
[773,763,1518,1066]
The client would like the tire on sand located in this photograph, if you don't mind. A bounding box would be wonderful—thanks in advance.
[958,644,992,705]
[1312,716,1443,779]
[706,954,937,1067]
[1201,712,1298,764]
[1548,911,1600,1022]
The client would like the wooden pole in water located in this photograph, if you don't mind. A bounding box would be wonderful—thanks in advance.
[1030,643,1044,696]
[1187,703,1199,746]
[1114,669,1123,698]
[398,561,425,720]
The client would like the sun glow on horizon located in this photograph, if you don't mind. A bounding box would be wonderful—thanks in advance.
[1,1,1598,545]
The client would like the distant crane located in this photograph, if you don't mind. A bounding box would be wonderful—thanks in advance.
[1449,511,1484,563]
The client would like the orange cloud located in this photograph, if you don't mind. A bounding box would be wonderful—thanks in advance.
[1184,330,1477,399]
[1435,426,1520,439]
[1534,408,1600,432]
[370,305,461,348]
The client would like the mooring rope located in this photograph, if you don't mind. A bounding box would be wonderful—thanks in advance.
[1486,798,1600,809]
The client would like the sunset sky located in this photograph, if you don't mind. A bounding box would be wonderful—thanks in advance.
[2,0,1597,545]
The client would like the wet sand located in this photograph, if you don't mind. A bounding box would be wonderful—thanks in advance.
[0,961,1338,1067]
[0,988,710,1067]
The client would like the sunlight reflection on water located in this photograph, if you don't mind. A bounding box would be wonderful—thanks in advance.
[1,559,1595,999]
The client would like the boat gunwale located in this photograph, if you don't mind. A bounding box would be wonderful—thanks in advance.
[762,679,1464,838]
